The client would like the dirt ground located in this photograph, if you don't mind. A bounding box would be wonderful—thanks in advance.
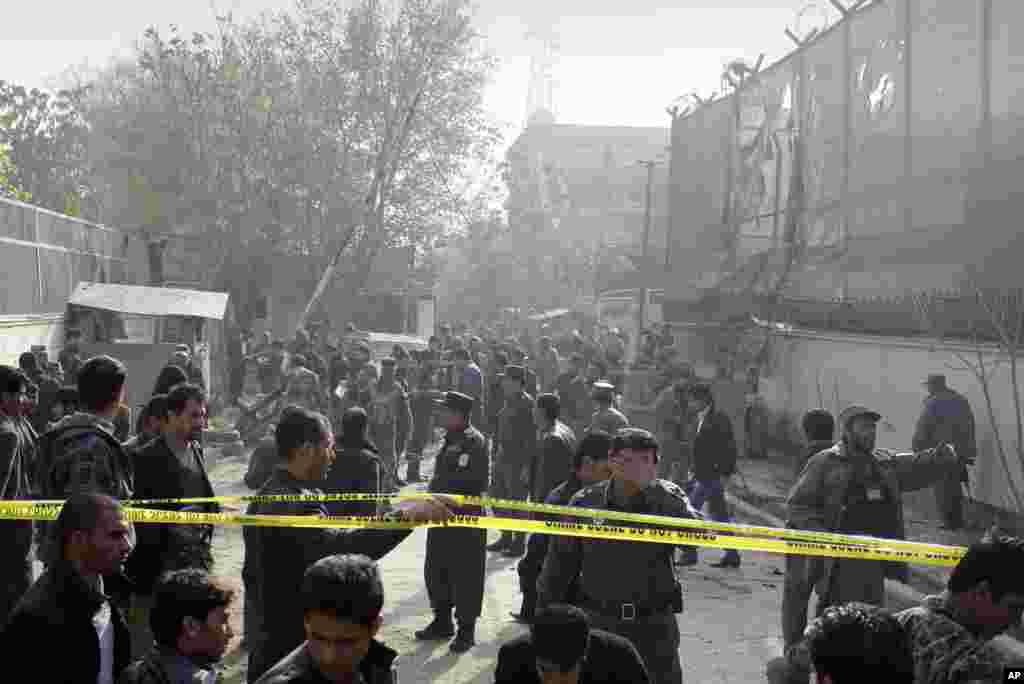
[204,443,790,684]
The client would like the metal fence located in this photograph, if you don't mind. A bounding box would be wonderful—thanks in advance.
[670,0,1024,296]
[0,197,135,316]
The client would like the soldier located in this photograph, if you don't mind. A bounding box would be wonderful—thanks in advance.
[415,391,489,653]
[485,351,509,439]
[775,404,966,684]
[554,353,589,438]
[538,428,702,684]
[588,382,628,435]
[283,354,324,413]
[509,347,539,397]
[513,431,614,624]
[406,353,441,484]
[653,380,685,484]
[368,359,411,491]
[487,365,537,557]
[530,393,577,509]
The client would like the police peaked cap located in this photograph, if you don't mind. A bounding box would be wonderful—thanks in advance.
[435,391,474,414]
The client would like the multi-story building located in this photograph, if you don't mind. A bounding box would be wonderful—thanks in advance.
[503,114,671,308]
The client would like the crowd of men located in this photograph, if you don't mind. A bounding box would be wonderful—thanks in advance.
[0,318,1016,684]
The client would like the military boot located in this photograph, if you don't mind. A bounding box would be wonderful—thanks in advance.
[414,610,455,641]
[449,620,476,653]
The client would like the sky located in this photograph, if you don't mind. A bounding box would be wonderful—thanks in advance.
[0,1,842,146]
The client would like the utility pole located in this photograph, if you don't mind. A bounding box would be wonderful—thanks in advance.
[635,158,661,360]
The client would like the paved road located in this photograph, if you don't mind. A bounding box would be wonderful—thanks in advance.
[206,448,786,684]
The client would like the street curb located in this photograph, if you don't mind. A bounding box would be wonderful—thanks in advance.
[724,492,1024,664]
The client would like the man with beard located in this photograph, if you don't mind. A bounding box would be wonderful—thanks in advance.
[243,407,453,683]
[772,404,966,684]
[1,493,134,682]
[126,383,219,658]
[368,359,411,491]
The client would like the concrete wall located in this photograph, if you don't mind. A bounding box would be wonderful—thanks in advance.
[668,0,1024,298]
[756,325,1024,514]
[0,197,147,364]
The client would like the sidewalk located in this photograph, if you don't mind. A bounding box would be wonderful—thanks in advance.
[723,455,1024,661]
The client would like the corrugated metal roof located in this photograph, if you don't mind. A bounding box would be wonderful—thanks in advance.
[69,282,229,320]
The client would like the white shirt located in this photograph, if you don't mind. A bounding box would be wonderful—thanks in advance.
[93,597,114,684]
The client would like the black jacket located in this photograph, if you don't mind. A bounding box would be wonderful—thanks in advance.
[494,628,650,684]
[0,561,132,683]
[244,469,411,683]
[323,442,381,516]
[125,436,217,595]
[691,407,738,480]
[254,640,397,684]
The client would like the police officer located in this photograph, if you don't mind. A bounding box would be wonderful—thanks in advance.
[487,365,537,557]
[415,391,489,653]
[538,428,702,684]
[588,381,628,435]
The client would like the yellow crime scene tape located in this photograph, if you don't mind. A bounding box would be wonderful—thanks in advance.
[19,491,959,556]
[0,492,966,568]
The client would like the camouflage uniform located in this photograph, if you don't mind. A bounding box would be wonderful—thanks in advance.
[779,441,961,683]
[896,593,1007,684]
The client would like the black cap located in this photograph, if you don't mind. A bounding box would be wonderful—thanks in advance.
[611,428,659,454]
[435,391,474,414]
